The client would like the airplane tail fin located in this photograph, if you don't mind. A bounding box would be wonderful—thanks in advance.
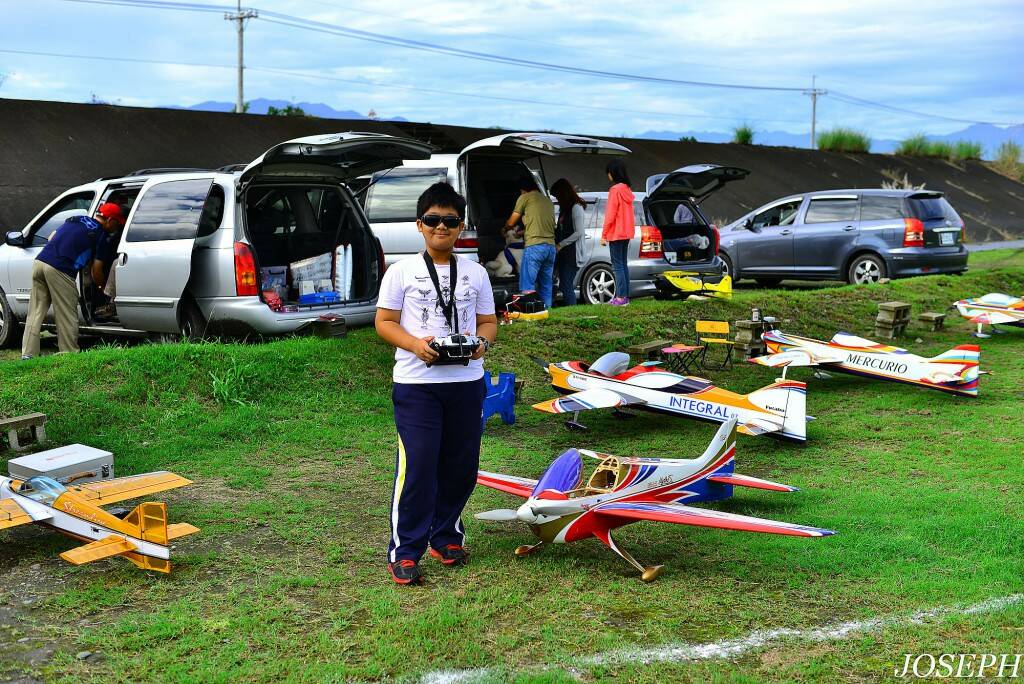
[695,416,738,471]
[122,502,169,545]
[926,344,981,395]
[745,380,808,442]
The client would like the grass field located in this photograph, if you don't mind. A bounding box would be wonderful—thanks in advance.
[1,251,1022,682]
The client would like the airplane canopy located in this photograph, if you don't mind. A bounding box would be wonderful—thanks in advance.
[532,449,582,496]
[17,476,67,505]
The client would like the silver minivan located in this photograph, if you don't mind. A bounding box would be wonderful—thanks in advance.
[0,132,434,347]
[361,132,630,297]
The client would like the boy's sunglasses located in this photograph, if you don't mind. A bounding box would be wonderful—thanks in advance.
[420,215,463,229]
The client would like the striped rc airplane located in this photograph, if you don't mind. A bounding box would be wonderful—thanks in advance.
[532,352,810,442]
[476,417,834,581]
[953,293,1024,338]
[750,329,981,396]
[0,471,198,573]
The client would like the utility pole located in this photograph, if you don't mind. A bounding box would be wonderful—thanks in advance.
[804,75,827,149]
[225,0,258,113]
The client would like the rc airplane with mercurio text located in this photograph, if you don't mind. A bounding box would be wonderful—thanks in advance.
[0,471,198,573]
[750,329,981,396]
[532,351,810,442]
[475,417,834,581]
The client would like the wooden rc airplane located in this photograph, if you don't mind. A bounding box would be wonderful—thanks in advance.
[0,471,198,573]
[476,417,834,581]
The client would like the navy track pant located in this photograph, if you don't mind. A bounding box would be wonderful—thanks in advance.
[388,378,486,563]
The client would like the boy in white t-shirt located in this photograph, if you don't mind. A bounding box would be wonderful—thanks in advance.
[375,182,498,586]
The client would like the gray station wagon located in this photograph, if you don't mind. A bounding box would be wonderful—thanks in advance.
[0,132,434,348]
[719,189,968,286]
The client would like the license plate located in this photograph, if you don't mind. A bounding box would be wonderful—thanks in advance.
[939,232,954,246]
[664,251,677,264]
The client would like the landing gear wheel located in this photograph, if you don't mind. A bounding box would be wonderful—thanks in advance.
[847,254,886,285]
[0,287,23,349]
[515,542,544,556]
[581,264,615,305]
[641,565,664,582]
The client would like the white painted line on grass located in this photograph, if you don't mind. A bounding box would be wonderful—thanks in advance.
[418,594,1024,683]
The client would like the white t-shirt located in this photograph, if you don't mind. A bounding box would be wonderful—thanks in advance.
[377,254,496,384]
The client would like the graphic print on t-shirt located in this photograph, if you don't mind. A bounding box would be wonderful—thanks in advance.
[411,272,480,333]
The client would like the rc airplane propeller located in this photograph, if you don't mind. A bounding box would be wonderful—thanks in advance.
[475,417,834,581]
[952,293,1024,338]
[750,329,981,397]
[0,471,198,573]
[532,352,810,442]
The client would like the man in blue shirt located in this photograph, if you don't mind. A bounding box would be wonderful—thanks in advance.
[21,203,124,359]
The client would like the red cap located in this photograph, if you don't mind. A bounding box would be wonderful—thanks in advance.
[97,202,125,225]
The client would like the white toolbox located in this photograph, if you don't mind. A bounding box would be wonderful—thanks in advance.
[7,444,113,484]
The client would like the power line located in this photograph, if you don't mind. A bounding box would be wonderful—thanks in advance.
[53,0,809,92]
[828,90,1019,127]
[0,48,810,125]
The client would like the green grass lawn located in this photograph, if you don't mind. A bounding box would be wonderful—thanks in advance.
[1,253,1022,682]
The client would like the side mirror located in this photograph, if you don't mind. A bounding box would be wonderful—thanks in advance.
[5,231,26,247]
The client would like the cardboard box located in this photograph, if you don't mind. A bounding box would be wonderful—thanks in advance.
[7,444,114,484]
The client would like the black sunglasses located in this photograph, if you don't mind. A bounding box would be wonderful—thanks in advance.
[420,214,463,229]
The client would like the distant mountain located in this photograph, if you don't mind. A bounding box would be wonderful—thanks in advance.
[170,98,407,122]
[636,124,1024,159]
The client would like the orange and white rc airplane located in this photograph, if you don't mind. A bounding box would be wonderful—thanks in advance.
[0,471,198,573]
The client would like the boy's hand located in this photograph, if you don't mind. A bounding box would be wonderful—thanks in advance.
[600,238,608,246]
[411,336,440,363]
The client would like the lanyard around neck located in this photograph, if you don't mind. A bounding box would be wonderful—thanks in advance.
[422,252,458,332]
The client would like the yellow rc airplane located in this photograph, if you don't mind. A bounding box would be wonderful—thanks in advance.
[0,471,198,573]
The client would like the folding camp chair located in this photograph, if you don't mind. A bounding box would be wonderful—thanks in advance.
[661,343,704,375]
[696,320,735,370]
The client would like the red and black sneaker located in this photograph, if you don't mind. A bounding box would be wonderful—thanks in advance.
[429,544,469,566]
[388,559,424,585]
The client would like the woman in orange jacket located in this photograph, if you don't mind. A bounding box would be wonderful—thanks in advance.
[600,158,636,306]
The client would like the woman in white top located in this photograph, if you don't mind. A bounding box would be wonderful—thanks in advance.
[550,178,587,306]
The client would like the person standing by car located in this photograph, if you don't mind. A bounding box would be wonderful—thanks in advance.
[506,175,556,308]
[375,182,498,586]
[550,178,586,306]
[600,159,636,306]
[21,203,124,359]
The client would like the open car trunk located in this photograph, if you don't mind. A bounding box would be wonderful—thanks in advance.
[645,199,718,264]
[245,183,380,308]
[464,157,536,264]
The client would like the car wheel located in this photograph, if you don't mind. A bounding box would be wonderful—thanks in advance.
[755,278,782,287]
[179,299,208,342]
[0,287,23,349]
[719,252,736,282]
[581,264,615,305]
[847,254,886,285]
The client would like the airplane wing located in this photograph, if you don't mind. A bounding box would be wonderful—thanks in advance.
[532,388,646,415]
[477,471,538,498]
[594,501,835,537]
[968,310,1020,325]
[60,535,137,565]
[0,499,40,530]
[71,472,193,506]
[749,349,844,368]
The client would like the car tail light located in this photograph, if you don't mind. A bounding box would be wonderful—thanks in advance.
[233,241,258,296]
[711,224,720,255]
[639,226,663,259]
[902,218,925,247]
[454,237,479,249]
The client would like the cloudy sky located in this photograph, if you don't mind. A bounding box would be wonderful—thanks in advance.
[2,0,1022,141]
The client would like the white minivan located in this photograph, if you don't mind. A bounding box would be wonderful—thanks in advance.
[0,132,434,347]
[361,133,631,286]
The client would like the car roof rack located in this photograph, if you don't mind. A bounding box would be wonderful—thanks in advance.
[216,163,247,173]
